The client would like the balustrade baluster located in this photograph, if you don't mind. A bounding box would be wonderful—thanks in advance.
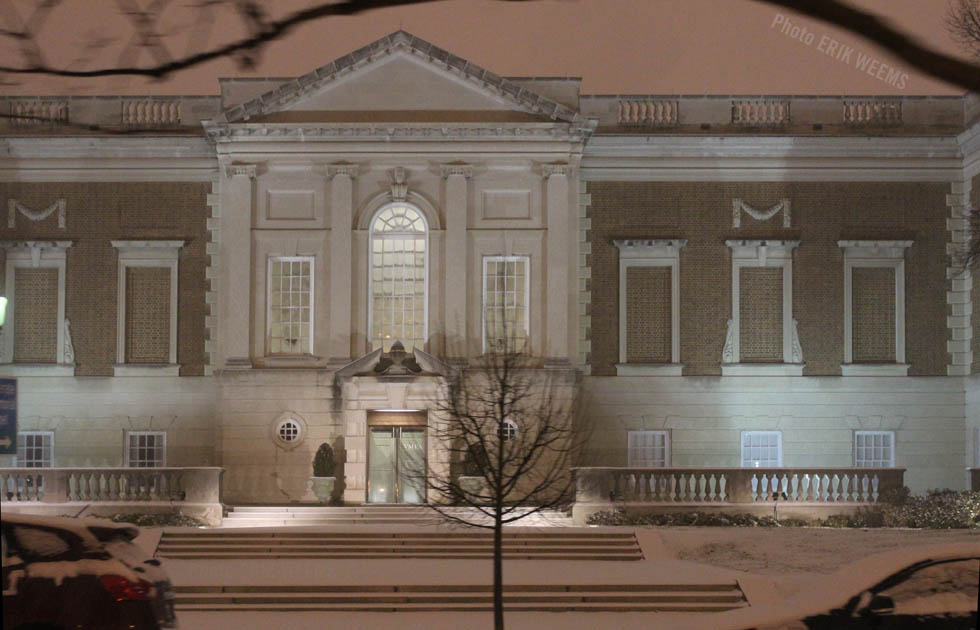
[750,474,759,501]
[871,474,879,501]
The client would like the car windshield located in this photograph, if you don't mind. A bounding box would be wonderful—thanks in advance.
[9,525,73,559]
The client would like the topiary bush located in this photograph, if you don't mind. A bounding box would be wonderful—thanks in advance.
[312,442,336,477]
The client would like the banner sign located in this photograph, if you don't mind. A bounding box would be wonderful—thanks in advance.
[0,377,15,455]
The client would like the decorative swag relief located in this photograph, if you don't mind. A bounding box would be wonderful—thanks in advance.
[732,198,791,229]
[8,199,67,229]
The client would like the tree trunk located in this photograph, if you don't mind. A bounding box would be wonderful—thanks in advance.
[494,510,504,630]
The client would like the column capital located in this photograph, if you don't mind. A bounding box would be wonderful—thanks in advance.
[440,163,473,179]
[225,163,257,178]
[327,163,360,179]
[541,163,572,179]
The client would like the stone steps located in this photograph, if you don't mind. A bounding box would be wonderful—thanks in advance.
[157,530,643,561]
[220,505,575,528]
[173,583,748,613]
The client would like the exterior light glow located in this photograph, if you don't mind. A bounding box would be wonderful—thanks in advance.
[0,296,6,327]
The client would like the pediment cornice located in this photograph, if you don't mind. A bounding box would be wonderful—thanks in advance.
[212,30,581,126]
[204,121,595,142]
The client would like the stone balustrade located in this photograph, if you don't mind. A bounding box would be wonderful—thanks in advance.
[0,467,224,525]
[572,466,906,524]
[1,95,221,131]
[580,94,965,133]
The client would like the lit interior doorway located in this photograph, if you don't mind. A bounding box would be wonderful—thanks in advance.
[367,411,426,503]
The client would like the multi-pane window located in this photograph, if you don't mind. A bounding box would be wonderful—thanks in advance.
[482,256,529,353]
[268,257,314,355]
[124,267,171,363]
[370,205,427,352]
[628,430,669,467]
[16,432,53,467]
[855,431,894,467]
[126,432,166,468]
[741,431,782,467]
[13,268,59,363]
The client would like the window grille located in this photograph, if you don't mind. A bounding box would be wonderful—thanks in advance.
[126,432,166,468]
[268,257,314,355]
[855,431,894,467]
[741,431,782,467]
[627,430,669,467]
[370,205,427,352]
[16,432,53,467]
[483,256,529,353]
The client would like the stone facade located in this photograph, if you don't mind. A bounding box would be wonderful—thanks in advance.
[1,31,978,498]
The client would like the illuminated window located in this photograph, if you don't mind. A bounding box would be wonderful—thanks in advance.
[268,257,314,355]
[370,204,427,352]
[482,256,529,353]
[627,430,669,467]
[740,431,782,467]
[855,431,894,467]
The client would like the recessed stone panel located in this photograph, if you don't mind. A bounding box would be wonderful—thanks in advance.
[266,190,316,221]
[481,190,531,220]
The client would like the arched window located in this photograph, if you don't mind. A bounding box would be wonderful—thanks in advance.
[370,204,427,351]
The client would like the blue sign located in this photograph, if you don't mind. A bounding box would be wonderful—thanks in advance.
[0,377,15,455]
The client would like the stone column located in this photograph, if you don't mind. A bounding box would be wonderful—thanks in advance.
[327,164,358,367]
[543,164,571,364]
[441,164,472,362]
[221,164,256,368]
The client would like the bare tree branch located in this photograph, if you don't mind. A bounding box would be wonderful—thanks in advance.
[752,0,980,93]
[0,0,531,80]
[947,0,980,60]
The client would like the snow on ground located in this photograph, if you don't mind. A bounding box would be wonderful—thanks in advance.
[157,525,980,630]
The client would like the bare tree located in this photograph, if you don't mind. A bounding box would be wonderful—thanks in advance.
[947,0,980,59]
[418,327,586,630]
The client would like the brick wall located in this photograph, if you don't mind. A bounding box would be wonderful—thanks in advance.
[971,174,980,374]
[625,266,671,362]
[587,181,948,376]
[1,182,209,375]
[852,267,895,362]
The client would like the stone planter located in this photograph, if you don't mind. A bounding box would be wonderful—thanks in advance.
[311,476,336,504]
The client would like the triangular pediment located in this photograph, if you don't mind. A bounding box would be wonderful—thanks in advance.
[214,31,579,124]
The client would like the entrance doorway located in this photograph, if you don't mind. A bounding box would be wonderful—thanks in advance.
[367,412,426,503]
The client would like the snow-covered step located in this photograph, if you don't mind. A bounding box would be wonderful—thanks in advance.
[157,530,643,561]
[173,583,747,613]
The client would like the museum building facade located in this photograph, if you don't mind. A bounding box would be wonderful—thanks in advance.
[2,31,979,504]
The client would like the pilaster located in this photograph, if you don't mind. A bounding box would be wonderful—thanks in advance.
[543,163,571,364]
[947,177,974,375]
[327,163,359,366]
[441,163,472,362]
[221,163,256,369]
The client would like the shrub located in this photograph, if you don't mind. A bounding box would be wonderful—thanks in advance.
[312,443,336,477]
[586,510,798,527]
[108,511,205,527]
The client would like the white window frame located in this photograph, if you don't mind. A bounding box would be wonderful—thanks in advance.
[723,240,802,376]
[613,240,685,376]
[16,431,54,468]
[124,431,167,468]
[854,430,895,467]
[266,256,316,356]
[368,203,429,352]
[481,255,531,354]
[838,240,912,376]
[0,241,73,375]
[627,430,670,467]
[111,241,183,376]
[740,430,783,468]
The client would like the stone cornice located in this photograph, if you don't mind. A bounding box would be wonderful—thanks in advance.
[203,121,594,143]
[613,239,686,258]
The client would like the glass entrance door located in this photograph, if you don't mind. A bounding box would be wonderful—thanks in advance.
[368,426,426,503]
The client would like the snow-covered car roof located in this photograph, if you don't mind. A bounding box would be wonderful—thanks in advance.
[1,513,139,549]
[671,542,980,630]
